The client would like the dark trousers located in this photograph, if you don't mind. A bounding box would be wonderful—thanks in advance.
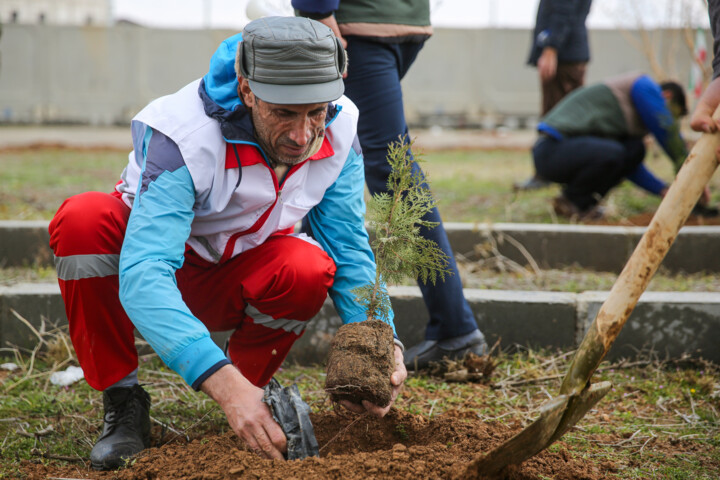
[541,62,587,115]
[343,36,478,341]
[533,135,646,210]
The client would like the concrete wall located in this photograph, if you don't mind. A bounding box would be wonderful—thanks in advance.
[5,221,719,275]
[0,24,704,126]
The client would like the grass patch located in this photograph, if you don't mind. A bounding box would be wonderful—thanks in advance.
[0,266,58,286]
[420,143,720,224]
[3,143,720,223]
[5,263,720,293]
[0,148,127,220]
[455,263,720,293]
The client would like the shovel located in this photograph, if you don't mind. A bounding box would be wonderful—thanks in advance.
[458,121,720,478]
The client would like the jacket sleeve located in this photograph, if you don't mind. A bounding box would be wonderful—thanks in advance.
[119,127,230,390]
[291,0,339,16]
[536,0,575,51]
[304,139,396,334]
[630,75,688,173]
[626,163,667,196]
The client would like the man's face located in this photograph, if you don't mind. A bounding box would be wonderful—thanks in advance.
[238,78,327,166]
[661,89,684,120]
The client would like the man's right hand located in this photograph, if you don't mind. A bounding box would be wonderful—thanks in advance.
[691,76,720,134]
[538,47,558,82]
[201,364,287,460]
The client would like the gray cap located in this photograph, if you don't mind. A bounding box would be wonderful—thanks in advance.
[238,16,346,105]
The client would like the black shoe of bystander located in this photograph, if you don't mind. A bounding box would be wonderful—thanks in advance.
[513,175,552,191]
[552,195,605,221]
[404,329,489,370]
[692,203,720,217]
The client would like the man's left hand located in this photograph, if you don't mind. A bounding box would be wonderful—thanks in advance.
[339,344,406,417]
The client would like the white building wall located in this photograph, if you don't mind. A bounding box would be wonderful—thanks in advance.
[0,24,707,126]
[0,0,111,26]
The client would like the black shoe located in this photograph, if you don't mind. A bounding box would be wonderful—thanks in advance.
[513,175,552,191]
[552,195,605,221]
[404,329,488,370]
[90,384,151,470]
[692,203,720,217]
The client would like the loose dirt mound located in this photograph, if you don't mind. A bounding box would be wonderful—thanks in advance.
[20,409,613,480]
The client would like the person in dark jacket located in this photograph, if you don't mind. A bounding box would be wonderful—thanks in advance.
[516,0,593,191]
[292,0,489,370]
[532,72,695,220]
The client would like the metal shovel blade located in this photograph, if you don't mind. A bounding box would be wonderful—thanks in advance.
[461,381,611,478]
[547,380,612,445]
[460,395,569,478]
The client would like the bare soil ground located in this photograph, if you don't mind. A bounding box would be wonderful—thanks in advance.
[20,408,619,480]
[7,350,719,480]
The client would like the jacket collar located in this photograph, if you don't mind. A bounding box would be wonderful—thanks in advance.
[199,78,255,143]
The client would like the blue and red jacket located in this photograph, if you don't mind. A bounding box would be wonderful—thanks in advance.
[115,33,394,389]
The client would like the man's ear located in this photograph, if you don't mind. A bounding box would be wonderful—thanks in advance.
[237,77,255,107]
[661,89,673,104]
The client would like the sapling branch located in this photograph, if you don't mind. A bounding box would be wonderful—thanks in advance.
[353,137,452,320]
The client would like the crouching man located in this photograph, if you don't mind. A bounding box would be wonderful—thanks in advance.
[49,16,405,469]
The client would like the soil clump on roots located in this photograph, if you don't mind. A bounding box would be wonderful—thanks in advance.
[20,409,613,479]
[325,320,395,407]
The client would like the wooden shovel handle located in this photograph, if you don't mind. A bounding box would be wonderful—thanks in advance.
[560,121,720,396]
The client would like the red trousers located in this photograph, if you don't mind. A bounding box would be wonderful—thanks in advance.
[49,191,336,391]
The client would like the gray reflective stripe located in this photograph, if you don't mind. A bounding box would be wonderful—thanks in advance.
[245,304,306,335]
[55,254,120,280]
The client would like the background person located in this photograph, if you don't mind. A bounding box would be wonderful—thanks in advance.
[515,0,593,191]
[532,73,697,220]
[48,16,405,470]
[292,0,489,370]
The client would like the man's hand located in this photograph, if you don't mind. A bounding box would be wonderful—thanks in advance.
[701,186,712,206]
[317,14,347,49]
[538,47,558,82]
[339,344,407,417]
[691,77,720,134]
[201,364,287,459]
[316,15,348,78]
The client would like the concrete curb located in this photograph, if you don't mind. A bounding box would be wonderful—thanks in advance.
[0,221,54,269]
[444,222,720,274]
[4,220,720,274]
[2,284,718,364]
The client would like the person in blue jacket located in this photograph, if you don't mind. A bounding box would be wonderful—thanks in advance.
[49,17,406,469]
[532,72,711,219]
[292,0,489,371]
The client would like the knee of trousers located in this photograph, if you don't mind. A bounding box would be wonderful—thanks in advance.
[49,192,129,256]
[263,238,336,315]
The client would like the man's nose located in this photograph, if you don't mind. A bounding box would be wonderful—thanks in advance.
[287,117,313,146]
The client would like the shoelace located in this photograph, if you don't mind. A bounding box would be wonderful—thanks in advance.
[103,391,139,433]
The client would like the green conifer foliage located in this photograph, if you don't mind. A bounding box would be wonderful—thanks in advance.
[353,138,452,321]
